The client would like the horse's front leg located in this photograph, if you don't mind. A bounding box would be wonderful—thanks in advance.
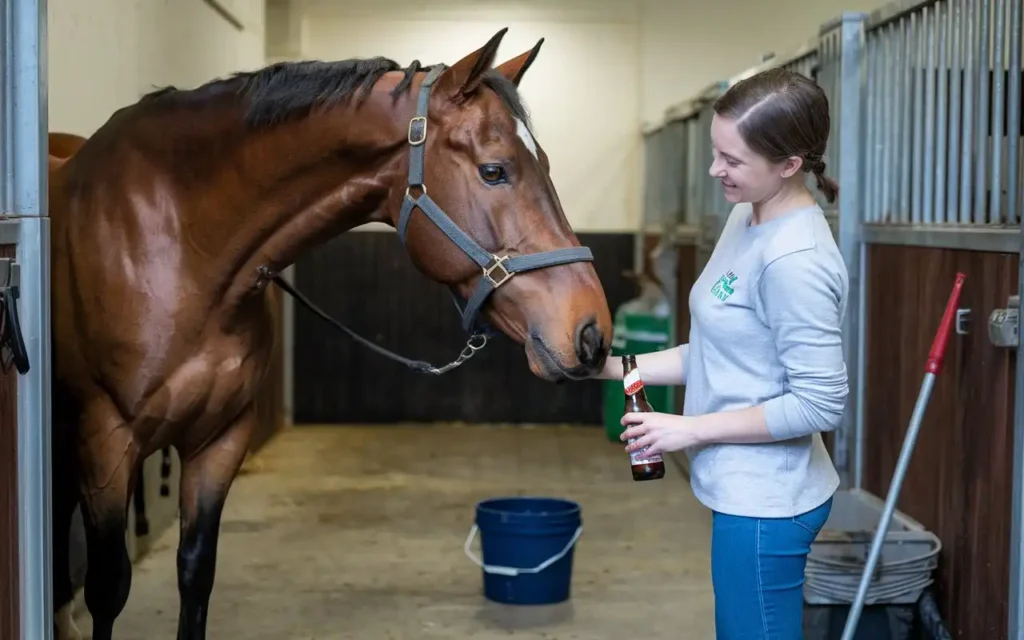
[176,406,255,640]
[77,400,141,640]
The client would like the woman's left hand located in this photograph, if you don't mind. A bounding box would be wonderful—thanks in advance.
[619,412,700,456]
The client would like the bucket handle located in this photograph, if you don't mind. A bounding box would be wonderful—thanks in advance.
[463,524,584,577]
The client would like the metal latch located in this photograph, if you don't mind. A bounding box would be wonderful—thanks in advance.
[0,259,21,291]
[956,309,971,335]
[989,294,1020,348]
[0,258,29,374]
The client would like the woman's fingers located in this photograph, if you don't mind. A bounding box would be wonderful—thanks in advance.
[620,412,646,427]
[625,433,654,453]
[642,442,662,457]
[620,424,647,441]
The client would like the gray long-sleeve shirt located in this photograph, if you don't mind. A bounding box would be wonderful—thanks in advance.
[681,202,847,518]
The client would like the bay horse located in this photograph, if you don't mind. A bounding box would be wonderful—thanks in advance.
[48,29,612,640]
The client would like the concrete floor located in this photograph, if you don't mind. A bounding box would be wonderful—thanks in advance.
[72,424,716,639]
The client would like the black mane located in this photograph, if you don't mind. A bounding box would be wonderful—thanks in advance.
[139,57,533,130]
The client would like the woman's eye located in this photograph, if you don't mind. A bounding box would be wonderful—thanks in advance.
[479,164,507,184]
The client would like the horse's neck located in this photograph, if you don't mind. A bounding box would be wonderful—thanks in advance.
[191,95,410,306]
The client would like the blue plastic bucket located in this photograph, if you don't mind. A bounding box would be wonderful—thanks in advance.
[464,496,583,605]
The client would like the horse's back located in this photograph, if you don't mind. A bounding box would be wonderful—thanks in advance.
[49,132,88,160]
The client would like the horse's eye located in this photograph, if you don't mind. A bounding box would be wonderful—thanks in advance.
[478,164,507,185]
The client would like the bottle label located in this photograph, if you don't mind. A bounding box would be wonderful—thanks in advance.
[627,437,664,465]
[623,369,643,395]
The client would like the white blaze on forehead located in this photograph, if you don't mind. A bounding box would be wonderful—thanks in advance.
[514,117,539,160]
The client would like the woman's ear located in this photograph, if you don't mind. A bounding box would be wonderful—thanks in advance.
[780,156,804,179]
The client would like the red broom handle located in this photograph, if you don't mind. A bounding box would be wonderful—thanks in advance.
[925,272,967,375]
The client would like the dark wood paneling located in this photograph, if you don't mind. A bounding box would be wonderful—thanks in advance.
[675,243,697,415]
[251,285,285,452]
[0,244,18,640]
[292,231,638,425]
[863,244,1017,640]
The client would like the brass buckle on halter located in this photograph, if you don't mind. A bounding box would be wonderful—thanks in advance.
[483,255,514,289]
[408,116,427,145]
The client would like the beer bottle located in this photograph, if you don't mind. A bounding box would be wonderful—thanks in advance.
[622,355,666,481]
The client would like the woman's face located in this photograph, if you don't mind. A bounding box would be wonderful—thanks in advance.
[708,113,801,204]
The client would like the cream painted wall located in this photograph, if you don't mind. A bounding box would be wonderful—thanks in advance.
[300,1,643,233]
[47,0,266,136]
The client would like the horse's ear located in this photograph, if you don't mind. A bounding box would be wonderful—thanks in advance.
[494,38,544,87]
[436,27,509,98]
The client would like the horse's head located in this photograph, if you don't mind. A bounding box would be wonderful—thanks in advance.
[379,29,612,382]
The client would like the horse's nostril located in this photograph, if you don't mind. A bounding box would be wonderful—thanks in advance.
[574,318,605,367]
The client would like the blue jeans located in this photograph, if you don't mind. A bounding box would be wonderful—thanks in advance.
[710,496,833,639]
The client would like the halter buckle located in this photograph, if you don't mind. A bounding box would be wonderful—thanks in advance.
[408,116,427,146]
[483,255,514,289]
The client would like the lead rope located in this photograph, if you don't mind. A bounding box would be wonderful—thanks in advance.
[271,274,488,375]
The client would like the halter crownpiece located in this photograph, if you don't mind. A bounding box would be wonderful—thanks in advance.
[274,64,595,375]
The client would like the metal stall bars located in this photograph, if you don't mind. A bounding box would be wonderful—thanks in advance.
[654,98,702,321]
[688,82,730,275]
[0,0,53,639]
[636,101,704,417]
[859,0,1020,245]
[638,122,666,277]
[816,13,869,491]
[855,0,1022,483]
[632,121,680,400]
[851,0,1023,634]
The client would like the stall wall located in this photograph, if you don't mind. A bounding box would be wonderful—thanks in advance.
[863,245,1018,639]
[0,244,20,640]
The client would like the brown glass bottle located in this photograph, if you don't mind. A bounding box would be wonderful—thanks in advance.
[622,355,666,481]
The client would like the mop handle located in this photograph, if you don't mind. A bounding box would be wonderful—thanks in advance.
[925,272,966,374]
[840,271,967,640]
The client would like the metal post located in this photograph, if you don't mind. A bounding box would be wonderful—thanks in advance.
[841,371,937,640]
[1,0,52,638]
[1006,0,1023,636]
[829,12,867,488]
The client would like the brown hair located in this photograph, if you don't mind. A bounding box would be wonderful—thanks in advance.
[712,67,838,205]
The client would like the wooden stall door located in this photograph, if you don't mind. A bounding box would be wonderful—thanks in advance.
[0,243,18,640]
[864,244,1017,639]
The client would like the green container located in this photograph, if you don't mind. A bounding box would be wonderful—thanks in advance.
[602,305,673,442]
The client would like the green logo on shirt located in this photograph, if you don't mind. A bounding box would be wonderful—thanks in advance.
[711,271,738,301]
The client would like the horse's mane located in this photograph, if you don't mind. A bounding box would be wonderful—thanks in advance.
[138,57,533,131]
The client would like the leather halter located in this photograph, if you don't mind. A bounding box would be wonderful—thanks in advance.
[273,64,595,375]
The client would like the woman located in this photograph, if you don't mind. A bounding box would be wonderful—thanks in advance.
[601,67,848,638]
